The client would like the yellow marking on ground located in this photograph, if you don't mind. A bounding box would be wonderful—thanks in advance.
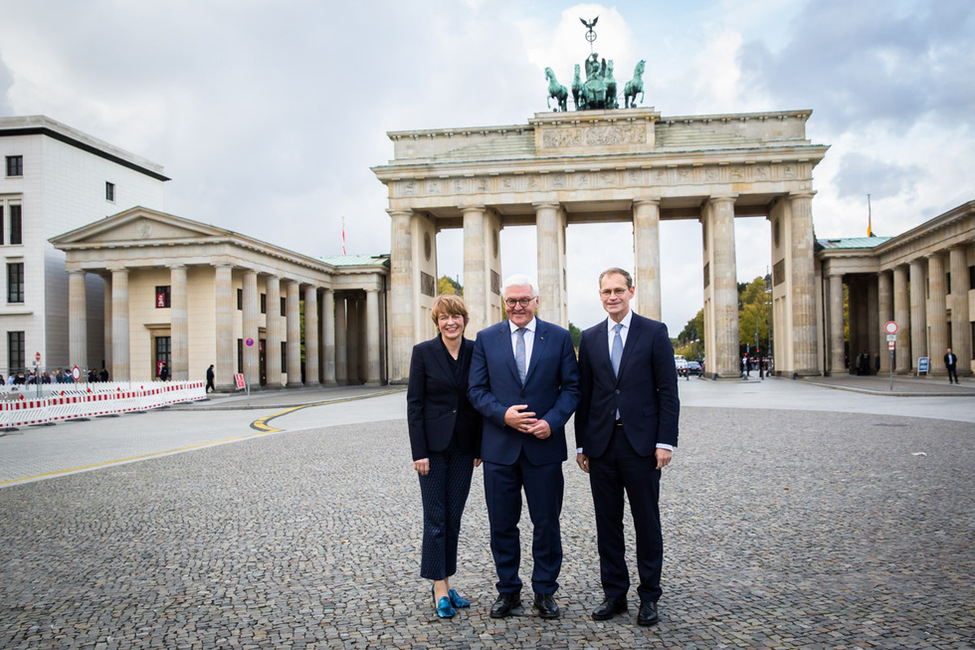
[249,388,405,432]
[0,431,272,487]
[0,388,406,487]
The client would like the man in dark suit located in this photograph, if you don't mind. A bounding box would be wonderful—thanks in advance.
[468,274,580,620]
[944,347,959,384]
[574,267,680,626]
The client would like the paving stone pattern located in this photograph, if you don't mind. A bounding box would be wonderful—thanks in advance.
[1,408,973,649]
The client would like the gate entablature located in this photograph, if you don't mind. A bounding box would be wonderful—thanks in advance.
[373,107,829,383]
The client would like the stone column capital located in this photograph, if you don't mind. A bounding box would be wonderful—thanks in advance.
[789,191,817,201]
[633,197,661,207]
[386,208,414,218]
[532,201,560,211]
[168,263,187,270]
[709,195,738,206]
[459,204,486,214]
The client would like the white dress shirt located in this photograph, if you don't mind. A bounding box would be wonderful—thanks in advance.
[509,318,536,376]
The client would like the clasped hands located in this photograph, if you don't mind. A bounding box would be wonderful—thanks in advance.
[504,404,551,439]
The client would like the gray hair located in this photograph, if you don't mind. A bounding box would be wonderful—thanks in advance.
[502,274,538,297]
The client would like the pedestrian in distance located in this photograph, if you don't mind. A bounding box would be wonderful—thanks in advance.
[407,294,482,619]
[206,364,215,393]
[467,274,580,620]
[574,267,680,626]
[944,348,959,384]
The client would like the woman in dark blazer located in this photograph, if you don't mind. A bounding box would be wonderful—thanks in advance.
[407,294,482,619]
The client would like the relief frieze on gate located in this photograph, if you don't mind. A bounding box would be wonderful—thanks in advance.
[391,161,812,200]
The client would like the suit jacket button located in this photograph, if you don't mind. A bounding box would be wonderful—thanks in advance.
[615,389,620,395]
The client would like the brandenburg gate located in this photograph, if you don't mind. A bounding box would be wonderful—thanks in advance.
[373,107,829,383]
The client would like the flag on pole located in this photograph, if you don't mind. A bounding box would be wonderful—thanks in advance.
[867,194,874,237]
[342,217,347,255]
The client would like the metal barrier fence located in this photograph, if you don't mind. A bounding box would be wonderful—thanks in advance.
[0,381,207,429]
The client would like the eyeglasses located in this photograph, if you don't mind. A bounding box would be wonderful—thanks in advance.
[504,297,536,307]
[600,288,630,297]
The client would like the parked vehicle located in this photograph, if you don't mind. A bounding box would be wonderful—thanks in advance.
[674,354,688,376]
[685,360,702,376]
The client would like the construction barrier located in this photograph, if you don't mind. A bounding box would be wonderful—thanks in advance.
[0,381,207,429]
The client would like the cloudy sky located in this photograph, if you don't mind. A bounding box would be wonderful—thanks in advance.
[1,0,972,336]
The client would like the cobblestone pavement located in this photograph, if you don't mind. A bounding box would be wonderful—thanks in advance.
[0,381,973,648]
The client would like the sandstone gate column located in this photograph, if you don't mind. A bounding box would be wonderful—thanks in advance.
[790,193,818,375]
[304,285,320,386]
[909,259,927,366]
[893,264,910,372]
[103,274,112,371]
[949,247,971,375]
[462,205,488,334]
[286,280,302,387]
[170,264,188,381]
[321,288,336,385]
[534,202,565,326]
[111,268,130,382]
[215,265,234,391]
[388,209,414,383]
[877,271,892,373]
[335,295,348,385]
[708,196,739,378]
[242,270,259,386]
[68,270,88,370]
[365,288,381,385]
[828,273,845,374]
[633,198,662,321]
[927,254,948,376]
[265,275,282,387]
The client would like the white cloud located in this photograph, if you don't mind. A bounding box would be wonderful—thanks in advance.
[0,0,971,337]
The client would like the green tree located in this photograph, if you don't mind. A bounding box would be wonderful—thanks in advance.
[674,309,704,360]
[437,275,462,295]
[738,276,772,355]
[568,321,582,349]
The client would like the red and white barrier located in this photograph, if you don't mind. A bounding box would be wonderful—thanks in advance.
[0,381,207,429]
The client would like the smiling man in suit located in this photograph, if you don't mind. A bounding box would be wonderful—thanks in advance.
[575,267,680,626]
[468,274,580,620]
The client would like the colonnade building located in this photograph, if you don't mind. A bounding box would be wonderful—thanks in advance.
[373,107,829,382]
[51,208,388,389]
[817,201,975,377]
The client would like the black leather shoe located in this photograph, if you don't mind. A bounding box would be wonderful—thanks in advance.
[592,595,628,620]
[637,600,659,626]
[489,592,521,618]
[533,592,560,619]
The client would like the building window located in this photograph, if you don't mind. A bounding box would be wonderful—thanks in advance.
[7,262,24,303]
[281,341,287,373]
[260,293,267,314]
[0,204,3,246]
[237,288,243,310]
[7,331,25,372]
[106,182,116,202]
[156,286,171,308]
[155,336,171,379]
[280,296,286,316]
[237,339,243,373]
[5,156,23,177]
[8,204,21,245]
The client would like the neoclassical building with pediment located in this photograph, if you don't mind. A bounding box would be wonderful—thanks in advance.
[373,107,829,382]
[51,208,388,389]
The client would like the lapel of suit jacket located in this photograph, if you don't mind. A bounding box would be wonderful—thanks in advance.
[500,320,521,383]
[525,318,549,385]
[618,313,643,378]
[430,335,454,383]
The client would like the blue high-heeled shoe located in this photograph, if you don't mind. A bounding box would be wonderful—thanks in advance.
[448,588,470,608]
[431,586,455,619]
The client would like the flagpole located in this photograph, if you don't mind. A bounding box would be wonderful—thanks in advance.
[867,194,873,237]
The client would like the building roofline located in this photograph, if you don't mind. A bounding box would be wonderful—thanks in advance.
[0,115,170,182]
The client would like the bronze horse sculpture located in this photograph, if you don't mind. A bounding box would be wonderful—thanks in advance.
[545,67,568,112]
[624,60,645,109]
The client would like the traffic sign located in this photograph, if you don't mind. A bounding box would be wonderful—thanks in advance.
[245,337,255,347]
[884,321,898,335]
[886,334,897,342]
